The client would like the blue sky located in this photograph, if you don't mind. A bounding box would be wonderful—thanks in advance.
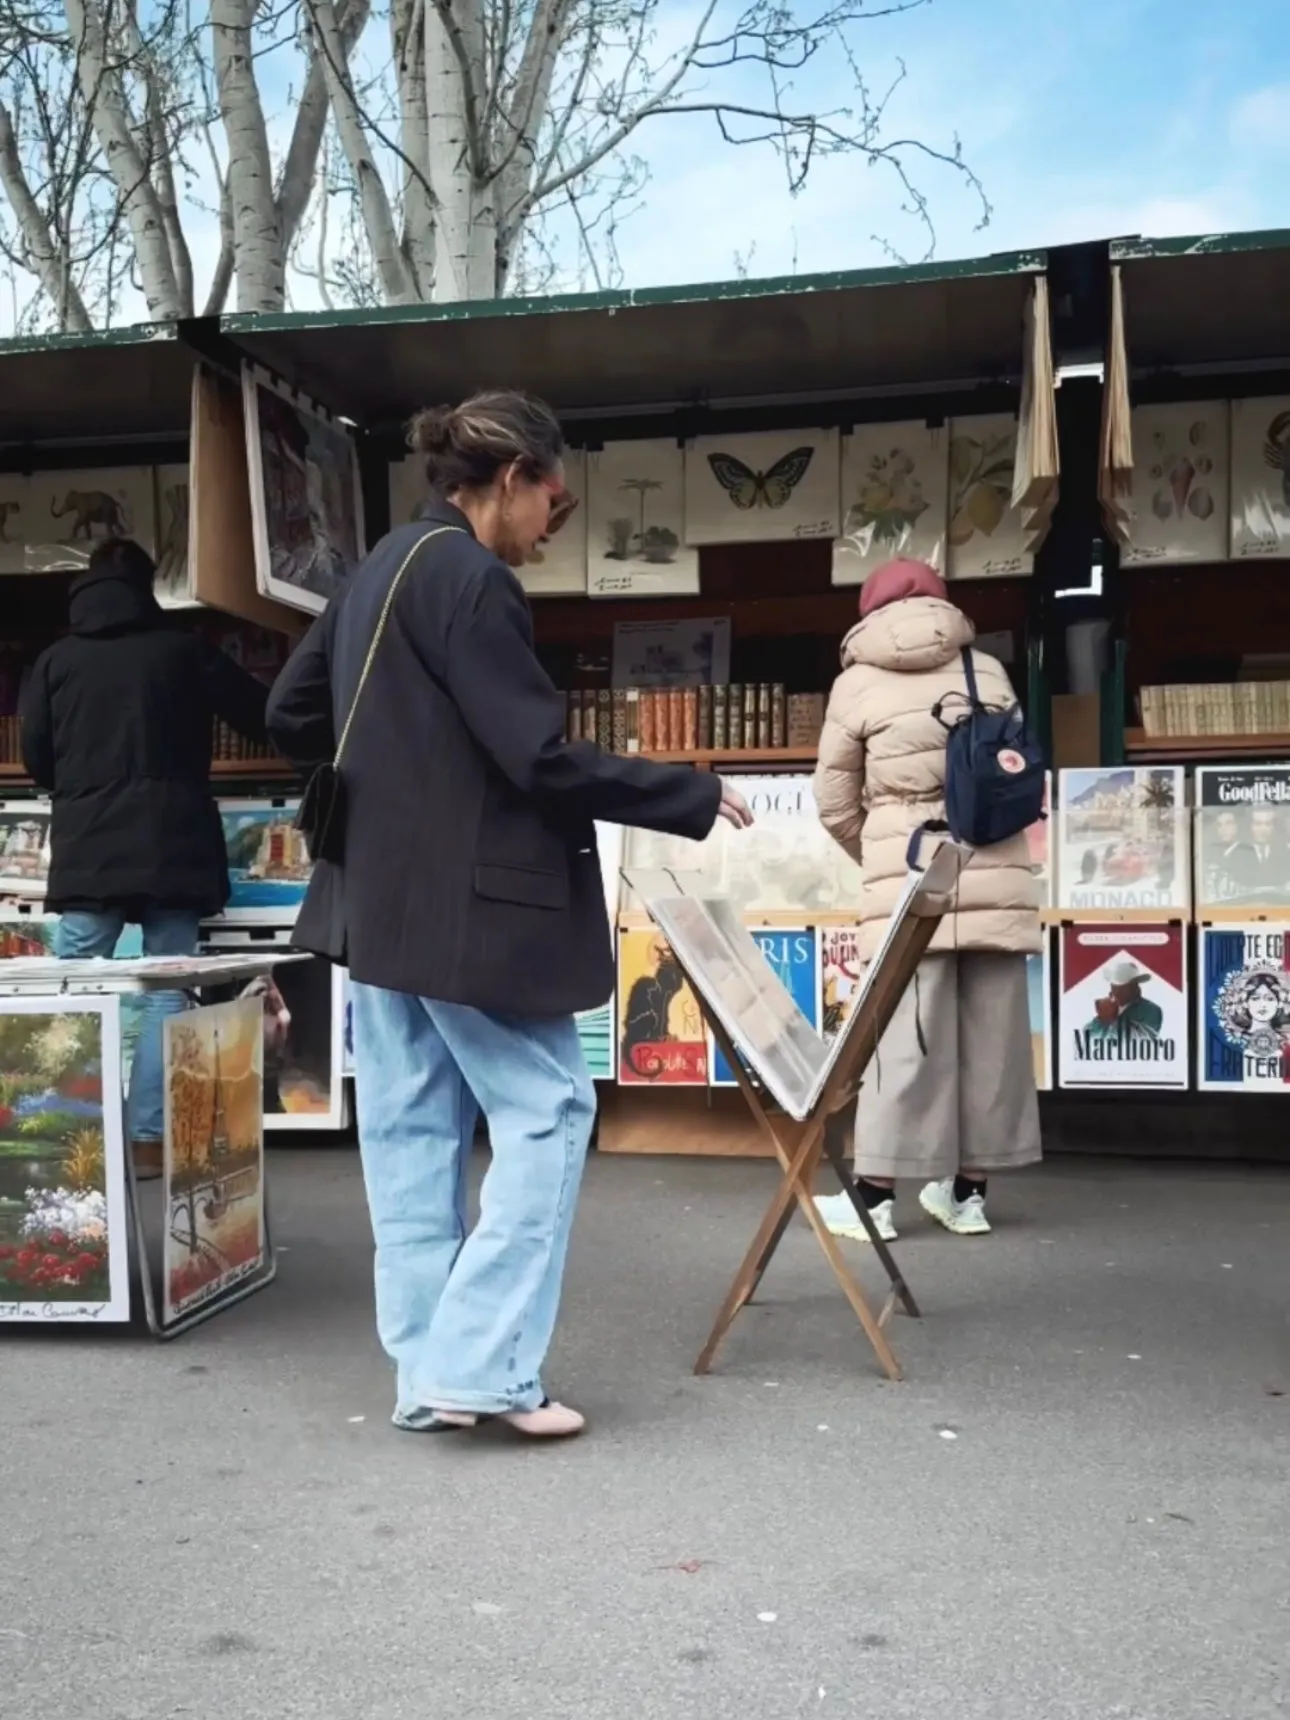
[606,0,1290,286]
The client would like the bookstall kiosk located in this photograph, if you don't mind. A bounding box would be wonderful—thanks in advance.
[2,229,1289,1163]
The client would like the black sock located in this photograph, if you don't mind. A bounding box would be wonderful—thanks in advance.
[954,1175,987,1203]
[856,1177,893,1210]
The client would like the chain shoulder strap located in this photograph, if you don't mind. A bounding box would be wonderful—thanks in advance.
[333,525,464,767]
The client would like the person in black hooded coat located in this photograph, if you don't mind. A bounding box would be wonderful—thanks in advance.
[18,537,269,1166]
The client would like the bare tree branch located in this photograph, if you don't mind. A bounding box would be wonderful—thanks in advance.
[304,0,414,300]
[0,93,91,328]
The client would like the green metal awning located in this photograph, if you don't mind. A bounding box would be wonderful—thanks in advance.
[0,322,193,447]
[1111,227,1290,374]
[220,248,1046,426]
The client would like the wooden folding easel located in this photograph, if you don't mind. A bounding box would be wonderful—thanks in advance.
[636,851,965,1383]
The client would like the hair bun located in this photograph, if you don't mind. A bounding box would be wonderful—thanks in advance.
[407,405,457,456]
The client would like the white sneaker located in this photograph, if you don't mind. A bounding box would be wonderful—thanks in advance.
[813,1190,897,1243]
[919,1178,991,1236]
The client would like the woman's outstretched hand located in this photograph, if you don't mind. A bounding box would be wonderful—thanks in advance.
[717,782,754,829]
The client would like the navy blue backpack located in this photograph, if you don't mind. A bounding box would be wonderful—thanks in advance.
[906,647,1045,869]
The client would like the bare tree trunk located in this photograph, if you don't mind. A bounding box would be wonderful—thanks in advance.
[426,0,494,301]
[210,0,285,312]
[278,0,372,251]
[118,6,196,316]
[308,0,415,302]
[393,0,435,297]
[63,0,185,318]
[0,99,92,332]
[492,0,570,292]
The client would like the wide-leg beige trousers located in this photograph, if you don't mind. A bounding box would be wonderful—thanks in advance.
[853,951,1041,1181]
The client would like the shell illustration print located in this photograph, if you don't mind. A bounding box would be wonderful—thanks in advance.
[1123,402,1229,565]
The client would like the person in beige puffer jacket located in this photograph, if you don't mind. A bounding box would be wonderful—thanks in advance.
[812,557,1042,1243]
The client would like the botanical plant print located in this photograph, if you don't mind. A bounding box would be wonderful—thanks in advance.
[945,414,1033,579]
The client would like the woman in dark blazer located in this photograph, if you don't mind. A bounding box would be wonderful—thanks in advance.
[268,390,750,1439]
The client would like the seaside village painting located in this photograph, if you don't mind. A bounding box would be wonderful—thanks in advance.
[221,804,313,915]
[0,1001,125,1317]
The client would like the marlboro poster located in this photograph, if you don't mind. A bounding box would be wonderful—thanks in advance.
[1056,767,1187,913]
[1194,765,1290,910]
[1058,923,1188,1089]
[1199,924,1290,1092]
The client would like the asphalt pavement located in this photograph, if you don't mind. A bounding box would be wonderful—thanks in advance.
[3,1148,1288,1720]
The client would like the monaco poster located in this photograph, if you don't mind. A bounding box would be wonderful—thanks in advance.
[1058,923,1188,1089]
[1198,924,1290,1092]
[1056,767,1187,913]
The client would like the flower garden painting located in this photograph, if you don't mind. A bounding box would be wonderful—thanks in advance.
[0,997,128,1321]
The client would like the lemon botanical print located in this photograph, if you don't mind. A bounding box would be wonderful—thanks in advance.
[945,414,1033,579]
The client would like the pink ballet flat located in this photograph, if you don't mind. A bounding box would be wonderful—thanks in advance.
[424,1399,585,1439]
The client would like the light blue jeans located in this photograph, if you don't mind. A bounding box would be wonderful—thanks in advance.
[54,908,202,1141]
[349,982,596,1418]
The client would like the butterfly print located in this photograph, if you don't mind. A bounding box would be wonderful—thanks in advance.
[706,446,815,510]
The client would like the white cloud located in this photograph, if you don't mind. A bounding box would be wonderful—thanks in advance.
[1230,85,1290,154]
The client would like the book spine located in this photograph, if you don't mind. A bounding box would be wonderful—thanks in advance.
[668,688,685,753]
[698,684,713,750]
[682,687,699,751]
[625,687,641,754]
[771,683,786,749]
[655,689,672,752]
[743,686,758,751]
[713,685,729,751]
[596,688,612,750]
[728,684,743,751]
[566,689,580,743]
[639,689,656,753]
[581,689,596,742]
[756,682,771,749]
[611,688,628,754]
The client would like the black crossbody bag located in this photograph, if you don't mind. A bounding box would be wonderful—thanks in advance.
[295,525,463,865]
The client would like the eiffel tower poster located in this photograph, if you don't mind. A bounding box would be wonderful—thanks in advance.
[162,996,266,1323]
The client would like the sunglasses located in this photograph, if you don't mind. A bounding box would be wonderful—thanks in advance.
[540,478,578,539]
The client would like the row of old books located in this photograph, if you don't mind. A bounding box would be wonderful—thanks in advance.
[1139,681,1290,737]
[212,721,280,763]
[564,684,827,754]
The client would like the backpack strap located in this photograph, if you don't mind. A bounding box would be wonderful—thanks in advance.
[961,646,982,708]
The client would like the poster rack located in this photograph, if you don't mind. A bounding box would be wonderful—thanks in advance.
[0,953,304,1339]
[626,840,969,1382]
